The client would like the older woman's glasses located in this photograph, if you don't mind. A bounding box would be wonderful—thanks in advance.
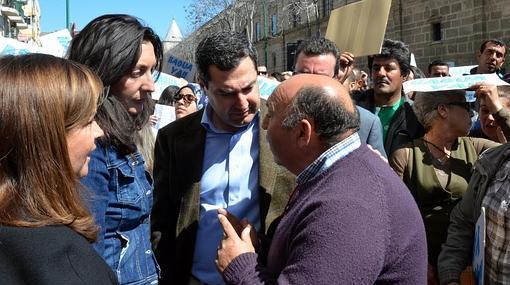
[173,93,197,106]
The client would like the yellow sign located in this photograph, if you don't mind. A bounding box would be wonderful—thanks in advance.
[325,0,392,57]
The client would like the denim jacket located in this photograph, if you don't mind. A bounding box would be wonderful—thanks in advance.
[81,142,159,285]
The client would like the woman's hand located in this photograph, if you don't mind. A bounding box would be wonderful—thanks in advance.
[471,83,503,114]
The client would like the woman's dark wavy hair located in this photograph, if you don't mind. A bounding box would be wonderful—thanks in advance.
[67,14,163,154]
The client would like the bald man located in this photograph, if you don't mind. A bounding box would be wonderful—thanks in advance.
[215,74,427,284]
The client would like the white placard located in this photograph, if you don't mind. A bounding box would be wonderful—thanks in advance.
[403,73,509,94]
[258,75,280,100]
[152,104,176,131]
[473,207,485,285]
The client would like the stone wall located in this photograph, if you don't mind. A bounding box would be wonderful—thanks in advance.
[172,0,509,75]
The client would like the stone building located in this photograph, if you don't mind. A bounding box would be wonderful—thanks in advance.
[171,0,509,76]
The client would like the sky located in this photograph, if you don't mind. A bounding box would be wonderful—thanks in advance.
[38,0,193,39]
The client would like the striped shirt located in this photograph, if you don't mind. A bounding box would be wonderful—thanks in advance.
[296,132,361,185]
[482,159,510,284]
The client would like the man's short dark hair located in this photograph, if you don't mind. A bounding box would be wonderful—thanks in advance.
[480,39,507,57]
[368,39,411,76]
[195,31,258,86]
[282,86,360,147]
[428,60,449,74]
[294,38,340,77]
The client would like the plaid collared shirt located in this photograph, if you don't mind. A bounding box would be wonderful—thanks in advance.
[482,159,510,284]
[296,133,361,185]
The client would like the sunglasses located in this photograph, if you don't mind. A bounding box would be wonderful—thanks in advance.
[173,93,197,106]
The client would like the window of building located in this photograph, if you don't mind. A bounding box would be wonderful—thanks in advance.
[292,13,300,28]
[431,22,442,41]
[322,0,333,17]
[255,22,261,41]
[272,53,277,69]
[271,14,278,36]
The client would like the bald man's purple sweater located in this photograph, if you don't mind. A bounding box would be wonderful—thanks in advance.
[223,144,427,284]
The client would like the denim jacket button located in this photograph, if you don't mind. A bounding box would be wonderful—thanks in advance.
[145,250,152,254]
[131,161,137,166]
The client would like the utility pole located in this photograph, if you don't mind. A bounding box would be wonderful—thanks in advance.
[66,0,70,30]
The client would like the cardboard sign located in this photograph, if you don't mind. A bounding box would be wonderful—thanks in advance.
[258,76,280,100]
[473,207,485,285]
[325,0,392,56]
[403,73,509,94]
[153,72,188,100]
[164,55,196,82]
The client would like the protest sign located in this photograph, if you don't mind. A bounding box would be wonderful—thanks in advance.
[153,104,176,130]
[325,0,391,57]
[0,35,39,56]
[403,73,509,94]
[258,76,280,100]
[449,65,477,77]
[153,72,188,100]
[39,29,72,57]
[473,207,485,285]
[165,54,196,82]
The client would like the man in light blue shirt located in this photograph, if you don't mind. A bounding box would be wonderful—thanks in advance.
[152,32,294,285]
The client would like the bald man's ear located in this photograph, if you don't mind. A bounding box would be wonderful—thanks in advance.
[294,118,313,149]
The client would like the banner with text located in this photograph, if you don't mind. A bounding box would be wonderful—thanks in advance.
[403,73,509,94]
[164,55,196,82]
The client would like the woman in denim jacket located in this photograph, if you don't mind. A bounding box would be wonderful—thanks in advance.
[68,14,163,285]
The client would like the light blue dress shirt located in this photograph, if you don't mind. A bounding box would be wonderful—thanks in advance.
[192,106,260,285]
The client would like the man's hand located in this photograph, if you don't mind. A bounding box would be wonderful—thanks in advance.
[217,208,259,249]
[216,213,255,273]
[338,52,355,84]
[471,83,503,114]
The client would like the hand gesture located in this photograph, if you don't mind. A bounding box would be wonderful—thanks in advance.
[471,83,503,114]
[338,52,355,83]
[215,211,255,273]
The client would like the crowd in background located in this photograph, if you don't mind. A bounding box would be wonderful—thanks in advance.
[1,12,510,285]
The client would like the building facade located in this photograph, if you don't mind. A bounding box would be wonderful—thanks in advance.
[0,0,40,43]
[171,0,509,76]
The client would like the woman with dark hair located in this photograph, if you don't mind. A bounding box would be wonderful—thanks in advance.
[0,54,115,284]
[158,85,180,106]
[68,14,163,284]
[174,83,202,119]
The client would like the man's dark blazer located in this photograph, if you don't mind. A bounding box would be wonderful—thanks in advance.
[152,107,295,284]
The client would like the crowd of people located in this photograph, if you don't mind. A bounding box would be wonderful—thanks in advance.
[1,12,510,285]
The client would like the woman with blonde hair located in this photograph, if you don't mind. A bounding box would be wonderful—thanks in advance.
[0,54,116,284]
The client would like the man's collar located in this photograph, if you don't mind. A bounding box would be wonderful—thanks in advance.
[201,104,259,134]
